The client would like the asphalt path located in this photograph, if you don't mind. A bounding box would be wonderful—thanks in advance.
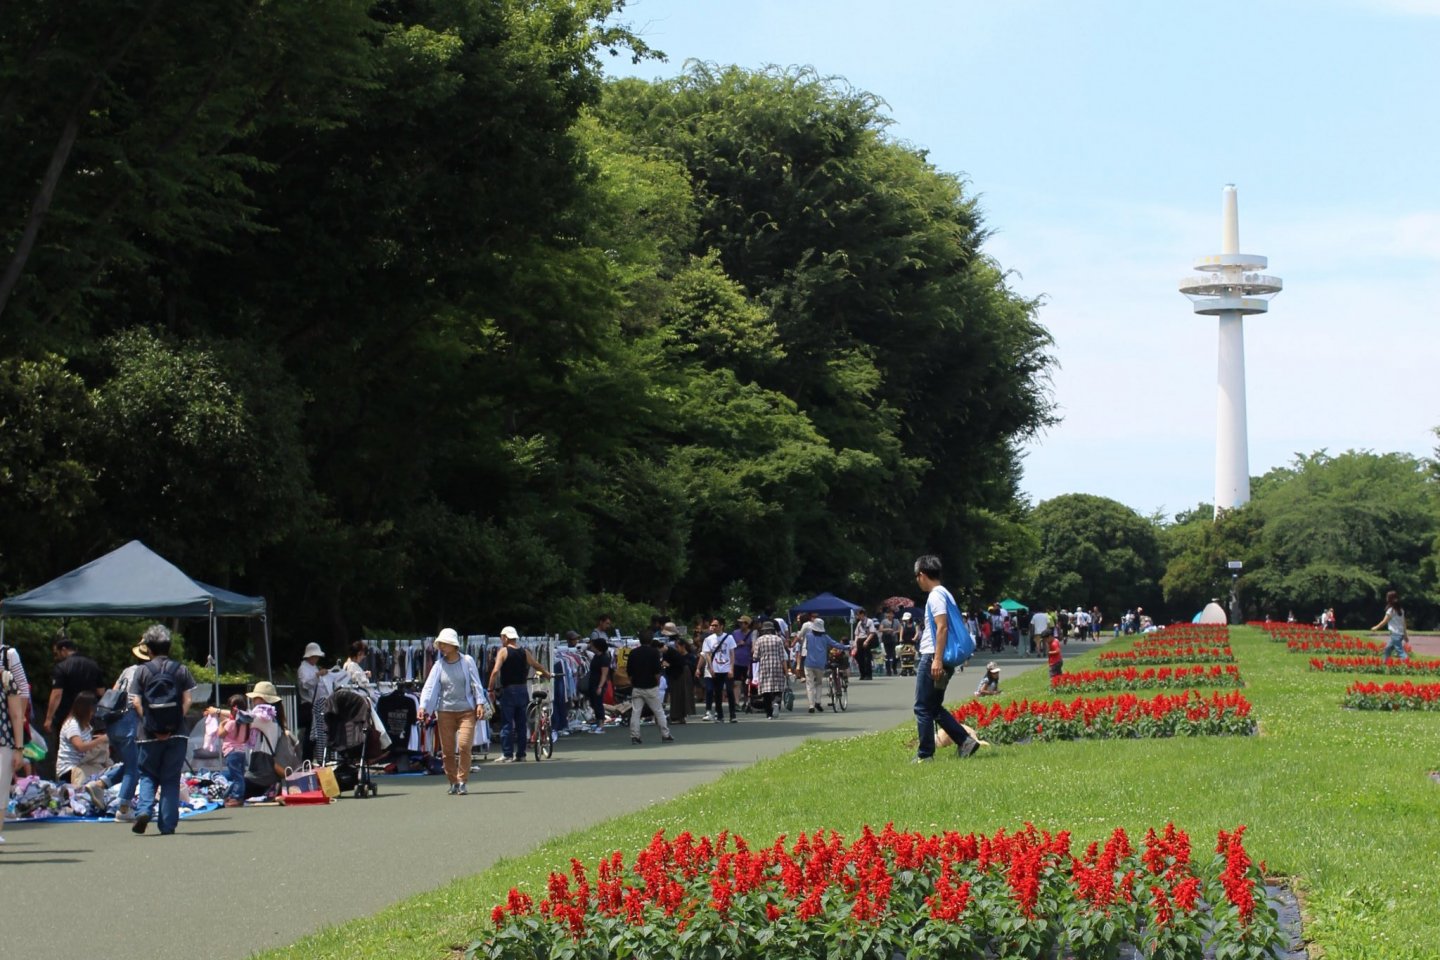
[0,659,1041,960]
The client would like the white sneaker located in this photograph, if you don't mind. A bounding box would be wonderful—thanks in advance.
[702,712,714,721]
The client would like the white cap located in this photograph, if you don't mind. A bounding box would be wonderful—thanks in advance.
[435,628,460,647]
[500,626,519,641]
[901,612,912,621]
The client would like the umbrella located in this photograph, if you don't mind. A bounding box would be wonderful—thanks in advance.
[881,596,915,613]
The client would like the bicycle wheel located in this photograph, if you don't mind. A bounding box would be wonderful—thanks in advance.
[829,672,840,712]
[838,676,848,712]
[526,704,538,758]
[538,708,554,759]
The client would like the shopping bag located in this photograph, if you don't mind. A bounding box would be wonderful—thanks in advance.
[284,761,321,795]
[314,765,341,799]
[278,790,331,806]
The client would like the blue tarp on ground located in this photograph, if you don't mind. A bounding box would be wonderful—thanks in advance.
[0,540,265,618]
[790,592,863,622]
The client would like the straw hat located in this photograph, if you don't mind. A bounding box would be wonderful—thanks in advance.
[247,680,282,704]
[131,643,152,662]
[660,622,680,637]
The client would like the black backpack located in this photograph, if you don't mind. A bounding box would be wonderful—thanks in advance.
[140,659,184,735]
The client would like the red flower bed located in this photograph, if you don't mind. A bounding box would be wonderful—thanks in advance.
[1098,645,1236,665]
[1309,656,1440,676]
[1343,681,1440,711]
[1285,638,1387,655]
[1133,624,1231,645]
[1051,664,1244,692]
[473,823,1283,959]
[950,690,1254,743]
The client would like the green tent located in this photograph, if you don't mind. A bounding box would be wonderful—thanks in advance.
[998,598,1029,613]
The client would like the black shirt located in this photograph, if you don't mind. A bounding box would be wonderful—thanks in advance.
[51,654,103,726]
[498,646,530,687]
[376,689,417,747]
[627,645,662,689]
[587,649,610,691]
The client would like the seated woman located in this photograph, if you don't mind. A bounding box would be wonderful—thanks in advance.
[56,692,125,810]
[974,662,1001,697]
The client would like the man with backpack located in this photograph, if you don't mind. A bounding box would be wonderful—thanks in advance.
[127,625,197,835]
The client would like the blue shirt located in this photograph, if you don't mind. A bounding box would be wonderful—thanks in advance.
[802,631,848,669]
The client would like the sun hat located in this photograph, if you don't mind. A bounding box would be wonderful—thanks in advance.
[738,615,753,625]
[500,626,519,641]
[901,612,912,621]
[302,642,325,659]
[812,617,826,633]
[435,628,460,647]
[661,622,680,637]
[246,680,282,704]
[131,643,152,661]
[986,661,999,673]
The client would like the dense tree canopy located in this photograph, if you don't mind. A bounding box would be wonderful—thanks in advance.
[0,3,1055,662]
[1025,493,1164,616]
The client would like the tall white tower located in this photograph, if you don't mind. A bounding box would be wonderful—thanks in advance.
[1179,185,1282,516]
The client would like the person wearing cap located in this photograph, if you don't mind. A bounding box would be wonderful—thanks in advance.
[419,628,490,792]
[105,639,152,821]
[975,662,1001,697]
[798,618,849,713]
[297,642,327,761]
[487,627,551,760]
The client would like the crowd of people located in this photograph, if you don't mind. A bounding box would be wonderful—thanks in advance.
[15,564,1408,838]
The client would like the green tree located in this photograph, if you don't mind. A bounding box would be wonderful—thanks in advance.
[1026,494,1164,617]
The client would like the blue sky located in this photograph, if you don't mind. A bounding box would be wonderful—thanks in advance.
[608,0,1440,518]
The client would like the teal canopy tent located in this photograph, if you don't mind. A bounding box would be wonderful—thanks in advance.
[0,540,271,702]
[998,598,1029,613]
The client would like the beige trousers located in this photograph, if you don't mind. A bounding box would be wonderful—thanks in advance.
[436,710,476,784]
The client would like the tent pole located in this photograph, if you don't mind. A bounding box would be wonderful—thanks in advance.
[263,612,273,684]
[210,603,220,707]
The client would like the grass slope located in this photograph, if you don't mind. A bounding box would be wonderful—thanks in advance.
[258,628,1438,959]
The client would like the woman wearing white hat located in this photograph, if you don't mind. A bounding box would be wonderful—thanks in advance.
[419,629,489,794]
[297,642,327,762]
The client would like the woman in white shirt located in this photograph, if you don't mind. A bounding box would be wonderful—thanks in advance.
[297,642,327,760]
[56,692,115,788]
[1371,591,1409,661]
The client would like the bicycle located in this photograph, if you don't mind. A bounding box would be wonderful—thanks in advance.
[527,689,554,761]
[827,663,849,712]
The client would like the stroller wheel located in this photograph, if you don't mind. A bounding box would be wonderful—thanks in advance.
[353,786,365,799]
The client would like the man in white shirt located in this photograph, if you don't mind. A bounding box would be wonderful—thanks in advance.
[912,554,979,762]
[697,618,738,723]
[1029,609,1050,657]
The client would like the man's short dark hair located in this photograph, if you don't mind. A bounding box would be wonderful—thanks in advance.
[597,613,613,624]
[914,554,944,580]
[53,636,78,651]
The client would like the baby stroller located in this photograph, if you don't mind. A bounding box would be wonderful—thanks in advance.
[898,643,918,676]
[323,686,379,799]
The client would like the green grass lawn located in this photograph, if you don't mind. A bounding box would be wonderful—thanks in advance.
[259,627,1439,959]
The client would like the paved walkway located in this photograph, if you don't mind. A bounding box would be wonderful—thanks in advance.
[0,661,1036,959]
